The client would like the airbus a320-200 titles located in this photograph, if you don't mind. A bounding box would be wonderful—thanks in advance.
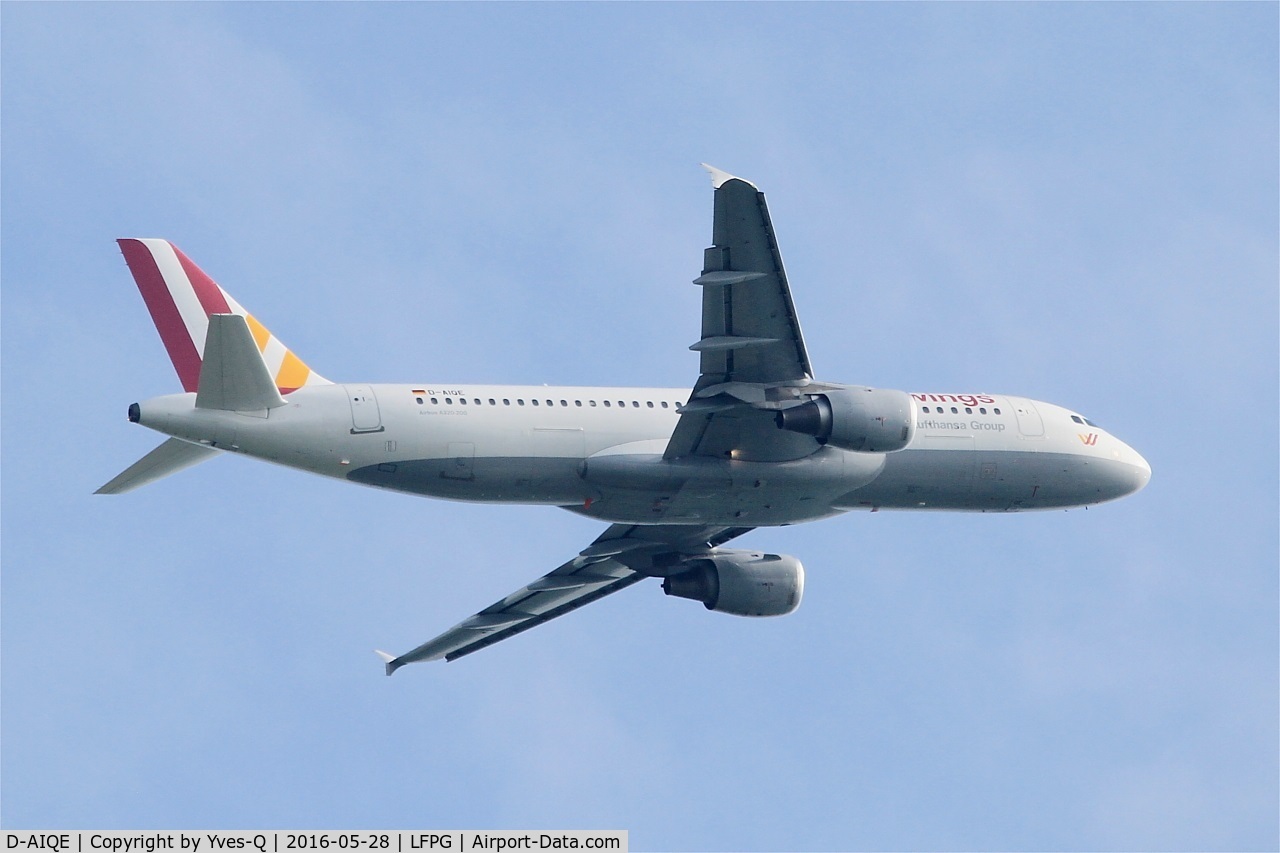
[98,164,1151,673]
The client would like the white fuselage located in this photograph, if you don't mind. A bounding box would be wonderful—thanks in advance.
[133,382,1151,527]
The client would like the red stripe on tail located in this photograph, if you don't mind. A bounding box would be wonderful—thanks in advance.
[174,245,232,317]
[118,239,202,392]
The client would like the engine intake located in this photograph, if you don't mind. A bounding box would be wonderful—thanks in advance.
[662,550,804,617]
[775,387,915,452]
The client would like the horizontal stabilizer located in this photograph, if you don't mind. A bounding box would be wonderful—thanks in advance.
[195,314,287,412]
[95,437,220,494]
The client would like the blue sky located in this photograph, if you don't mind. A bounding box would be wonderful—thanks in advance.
[2,3,1276,849]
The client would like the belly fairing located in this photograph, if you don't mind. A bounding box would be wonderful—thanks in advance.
[578,443,883,524]
[347,443,885,526]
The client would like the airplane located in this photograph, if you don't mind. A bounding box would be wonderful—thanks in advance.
[97,164,1151,674]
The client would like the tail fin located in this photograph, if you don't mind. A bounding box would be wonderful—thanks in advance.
[118,239,331,393]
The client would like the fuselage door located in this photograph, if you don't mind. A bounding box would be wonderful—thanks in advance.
[346,385,383,433]
[1013,399,1045,437]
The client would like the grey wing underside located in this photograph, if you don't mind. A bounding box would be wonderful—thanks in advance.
[665,165,820,462]
[379,523,751,672]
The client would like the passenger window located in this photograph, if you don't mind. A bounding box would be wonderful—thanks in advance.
[965,407,972,414]
[489,398,496,406]
[532,399,539,406]
[518,399,525,406]
[575,400,582,407]
[460,398,467,405]
[647,401,654,408]
[589,400,597,407]
[950,407,958,414]
[445,398,453,405]
[979,408,987,414]
[430,397,438,405]
[604,400,612,407]
[503,398,510,406]
[661,402,669,409]
[561,400,568,407]
[994,408,1001,415]
[546,400,553,407]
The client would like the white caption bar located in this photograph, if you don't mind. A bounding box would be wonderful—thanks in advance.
[3,833,627,853]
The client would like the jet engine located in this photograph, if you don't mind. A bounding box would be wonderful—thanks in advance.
[662,550,804,617]
[775,386,915,452]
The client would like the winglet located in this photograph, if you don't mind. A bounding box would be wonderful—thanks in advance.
[701,163,756,190]
[375,649,400,677]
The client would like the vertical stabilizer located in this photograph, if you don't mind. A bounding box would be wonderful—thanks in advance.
[117,239,331,393]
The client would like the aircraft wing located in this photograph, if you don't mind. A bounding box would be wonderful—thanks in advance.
[665,165,819,461]
[378,523,751,672]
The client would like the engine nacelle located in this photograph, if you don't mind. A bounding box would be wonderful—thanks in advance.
[775,386,915,452]
[662,550,804,617]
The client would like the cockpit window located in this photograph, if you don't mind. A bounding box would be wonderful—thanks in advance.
[1072,413,1102,428]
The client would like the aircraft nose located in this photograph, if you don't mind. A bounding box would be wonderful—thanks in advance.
[1111,440,1151,499]
[1132,449,1152,493]
[1080,437,1151,505]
